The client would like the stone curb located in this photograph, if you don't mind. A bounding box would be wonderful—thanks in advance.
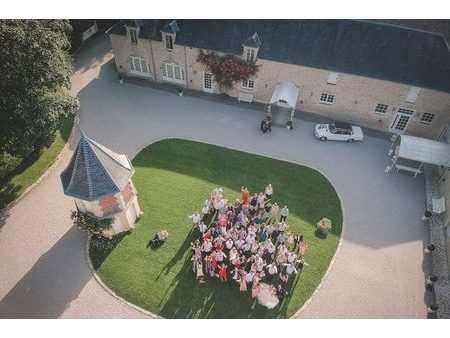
[86,136,346,319]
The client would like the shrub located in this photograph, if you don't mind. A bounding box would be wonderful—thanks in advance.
[0,152,22,181]
[71,210,113,236]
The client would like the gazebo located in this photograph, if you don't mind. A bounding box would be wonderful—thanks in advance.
[60,131,142,235]
[267,82,300,128]
[386,134,450,179]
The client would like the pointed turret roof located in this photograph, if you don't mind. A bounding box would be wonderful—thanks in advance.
[243,32,261,48]
[60,132,134,202]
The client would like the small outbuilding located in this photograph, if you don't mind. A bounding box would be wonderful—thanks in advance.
[386,134,450,178]
[60,131,142,235]
[267,82,300,128]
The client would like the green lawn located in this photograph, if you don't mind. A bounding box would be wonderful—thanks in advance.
[90,139,342,319]
[0,115,74,209]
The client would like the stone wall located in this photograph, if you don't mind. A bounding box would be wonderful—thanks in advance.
[109,32,450,139]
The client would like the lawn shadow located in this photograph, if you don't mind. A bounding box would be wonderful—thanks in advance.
[157,246,300,319]
[89,230,131,270]
[156,229,198,280]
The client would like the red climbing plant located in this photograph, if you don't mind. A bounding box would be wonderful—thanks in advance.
[197,50,259,92]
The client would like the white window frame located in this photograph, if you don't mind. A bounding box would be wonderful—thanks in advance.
[420,112,435,125]
[130,28,138,45]
[243,47,256,62]
[165,34,174,51]
[319,93,334,105]
[242,79,255,90]
[203,72,213,93]
[374,103,389,114]
[129,56,151,77]
[161,62,185,84]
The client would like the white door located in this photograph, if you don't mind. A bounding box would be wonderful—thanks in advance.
[390,108,414,133]
[203,72,213,93]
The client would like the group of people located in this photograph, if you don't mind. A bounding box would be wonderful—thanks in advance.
[188,184,308,309]
[260,116,272,134]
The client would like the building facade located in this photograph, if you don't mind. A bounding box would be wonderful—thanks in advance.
[109,19,450,139]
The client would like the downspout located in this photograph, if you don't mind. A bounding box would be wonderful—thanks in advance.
[149,38,157,81]
[184,45,189,88]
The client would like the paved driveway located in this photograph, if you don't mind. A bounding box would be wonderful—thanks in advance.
[0,34,430,318]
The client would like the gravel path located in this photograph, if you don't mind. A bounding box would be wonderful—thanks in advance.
[0,34,430,318]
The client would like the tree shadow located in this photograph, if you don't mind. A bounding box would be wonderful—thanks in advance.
[0,227,91,318]
[89,230,131,270]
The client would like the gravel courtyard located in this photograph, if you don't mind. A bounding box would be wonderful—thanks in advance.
[0,34,430,318]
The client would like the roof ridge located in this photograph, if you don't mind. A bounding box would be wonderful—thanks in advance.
[88,137,132,171]
[357,19,447,39]
[82,136,95,201]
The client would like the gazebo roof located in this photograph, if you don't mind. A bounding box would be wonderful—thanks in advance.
[60,132,134,202]
[397,135,450,167]
[270,82,300,108]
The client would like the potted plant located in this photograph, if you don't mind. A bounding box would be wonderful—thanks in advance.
[426,274,438,285]
[427,302,438,313]
[422,210,432,221]
[424,243,436,254]
[316,218,332,236]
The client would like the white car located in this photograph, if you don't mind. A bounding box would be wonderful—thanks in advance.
[315,122,363,142]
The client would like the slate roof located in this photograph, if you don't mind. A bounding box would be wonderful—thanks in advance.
[110,19,450,93]
[60,132,134,202]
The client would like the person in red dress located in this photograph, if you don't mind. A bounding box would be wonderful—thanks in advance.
[241,186,250,205]
[219,263,227,282]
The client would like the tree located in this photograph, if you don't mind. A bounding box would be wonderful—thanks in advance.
[0,20,79,179]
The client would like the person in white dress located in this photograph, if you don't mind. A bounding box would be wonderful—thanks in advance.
[256,283,279,309]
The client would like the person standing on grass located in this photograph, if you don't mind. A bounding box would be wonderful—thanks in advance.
[250,193,258,209]
[202,238,213,255]
[283,261,298,275]
[239,272,248,292]
[257,192,266,211]
[198,221,207,234]
[270,203,279,222]
[202,199,210,219]
[266,262,278,279]
[188,212,201,228]
[241,186,250,205]
[265,184,273,199]
[216,249,227,263]
[219,263,228,282]
[280,205,289,222]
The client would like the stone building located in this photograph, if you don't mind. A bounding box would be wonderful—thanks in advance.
[109,19,450,139]
[60,132,141,235]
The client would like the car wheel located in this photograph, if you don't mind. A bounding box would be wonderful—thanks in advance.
[319,136,327,141]
[347,138,355,143]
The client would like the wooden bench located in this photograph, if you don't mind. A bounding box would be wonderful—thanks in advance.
[395,164,422,177]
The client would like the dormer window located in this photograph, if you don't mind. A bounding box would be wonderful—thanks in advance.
[244,48,256,62]
[242,32,261,63]
[130,28,138,45]
[165,34,174,50]
[161,20,179,52]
